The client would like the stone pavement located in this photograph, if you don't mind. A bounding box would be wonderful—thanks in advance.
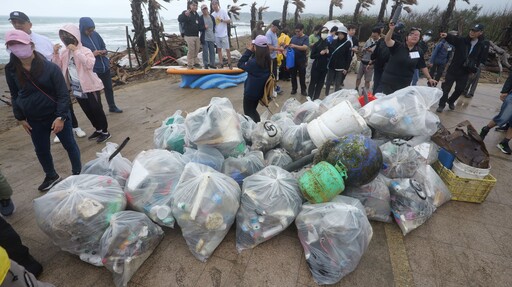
[0,73,511,287]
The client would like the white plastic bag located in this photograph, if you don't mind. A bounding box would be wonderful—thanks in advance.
[100,211,164,287]
[281,123,316,160]
[33,175,126,265]
[293,100,320,124]
[264,148,293,167]
[414,165,452,207]
[221,151,266,186]
[182,146,225,171]
[296,196,373,285]
[236,166,302,251]
[153,110,187,153]
[171,163,241,262]
[343,174,392,222]
[238,114,256,145]
[270,112,296,133]
[124,149,185,228]
[250,120,282,152]
[280,98,301,116]
[81,142,132,188]
[320,89,361,113]
[380,140,422,178]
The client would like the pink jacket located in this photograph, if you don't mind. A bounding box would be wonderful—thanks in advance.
[52,24,104,93]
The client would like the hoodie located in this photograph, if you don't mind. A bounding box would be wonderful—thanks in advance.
[79,17,110,74]
[52,24,104,93]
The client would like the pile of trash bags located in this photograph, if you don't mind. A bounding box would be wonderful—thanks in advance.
[153,110,187,153]
[81,142,132,188]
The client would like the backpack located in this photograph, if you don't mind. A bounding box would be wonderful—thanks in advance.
[260,61,276,107]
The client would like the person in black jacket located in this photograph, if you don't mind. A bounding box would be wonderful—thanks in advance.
[4,30,81,191]
[463,38,490,98]
[238,35,271,123]
[436,24,487,112]
[198,4,216,69]
[308,26,330,100]
[178,1,201,69]
[325,26,352,96]
[479,71,512,154]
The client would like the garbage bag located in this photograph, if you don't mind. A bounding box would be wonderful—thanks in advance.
[124,149,185,228]
[100,211,164,287]
[414,165,451,207]
[281,123,316,160]
[359,86,442,137]
[265,148,293,167]
[182,146,225,171]
[293,100,320,124]
[153,110,187,153]
[407,137,439,165]
[33,175,126,265]
[389,178,436,235]
[319,89,361,114]
[236,166,302,251]
[82,142,132,188]
[343,174,392,223]
[270,112,296,133]
[185,97,246,158]
[281,98,301,116]
[380,140,422,178]
[250,120,282,152]
[296,196,373,285]
[171,163,241,262]
[221,151,266,186]
[238,114,256,145]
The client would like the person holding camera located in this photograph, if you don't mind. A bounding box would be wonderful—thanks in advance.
[436,24,487,112]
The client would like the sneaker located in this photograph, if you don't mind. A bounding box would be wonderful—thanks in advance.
[53,136,60,143]
[38,174,60,191]
[436,106,444,113]
[291,90,297,95]
[301,91,307,96]
[479,126,490,140]
[0,198,15,216]
[495,124,509,132]
[88,131,102,140]
[448,103,455,110]
[464,94,474,98]
[73,127,86,137]
[109,106,123,113]
[497,142,512,155]
[96,132,111,143]
[209,65,217,69]
[204,65,209,69]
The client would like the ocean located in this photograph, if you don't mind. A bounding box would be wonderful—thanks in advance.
[0,16,252,64]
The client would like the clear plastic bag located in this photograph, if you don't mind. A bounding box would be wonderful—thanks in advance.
[264,148,293,167]
[250,120,282,152]
[389,178,436,235]
[359,86,443,137]
[33,175,126,265]
[185,97,246,158]
[182,146,225,171]
[270,112,296,133]
[100,211,164,287]
[280,98,301,116]
[320,89,361,114]
[221,151,266,186]
[407,137,440,165]
[343,174,392,222]
[380,140,422,178]
[238,114,256,145]
[236,166,302,251]
[414,165,452,208]
[281,123,316,160]
[81,142,132,188]
[124,149,185,228]
[293,100,320,124]
[171,162,241,262]
[153,110,187,153]
[296,196,373,285]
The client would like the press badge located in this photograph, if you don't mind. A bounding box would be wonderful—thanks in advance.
[409,51,420,59]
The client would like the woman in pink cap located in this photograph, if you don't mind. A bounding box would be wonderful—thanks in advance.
[4,29,81,191]
[237,35,271,122]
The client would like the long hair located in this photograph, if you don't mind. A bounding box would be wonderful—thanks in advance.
[254,45,271,69]
[7,50,45,87]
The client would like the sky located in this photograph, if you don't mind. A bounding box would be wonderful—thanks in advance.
[1,0,508,20]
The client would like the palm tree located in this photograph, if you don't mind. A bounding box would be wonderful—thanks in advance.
[282,0,289,30]
[377,0,388,23]
[292,0,306,26]
[440,0,470,33]
[258,5,270,21]
[353,0,375,24]
[250,2,257,31]
[329,0,343,21]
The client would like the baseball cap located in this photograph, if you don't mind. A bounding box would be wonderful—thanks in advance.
[471,24,484,32]
[252,35,268,47]
[271,20,281,29]
[9,11,30,23]
[5,29,32,45]
[201,4,208,10]
[337,26,348,35]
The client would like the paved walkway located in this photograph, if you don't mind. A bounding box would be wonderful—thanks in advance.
[0,73,511,287]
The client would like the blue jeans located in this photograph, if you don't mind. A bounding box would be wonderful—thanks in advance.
[27,115,81,177]
[96,70,117,109]
[202,41,216,67]
[492,93,512,126]
[411,69,419,86]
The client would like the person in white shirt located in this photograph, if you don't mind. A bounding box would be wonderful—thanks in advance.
[211,0,232,69]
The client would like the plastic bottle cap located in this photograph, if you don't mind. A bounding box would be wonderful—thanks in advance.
[156,206,171,220]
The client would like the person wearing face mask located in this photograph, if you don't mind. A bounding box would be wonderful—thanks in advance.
[325,26,352,96]
[4,30,81,191]
[380,23,437,94]
[411,29,432,86]
[308,26,330,100]
[53,24,111,144]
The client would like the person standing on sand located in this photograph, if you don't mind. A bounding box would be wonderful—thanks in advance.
[198,4,217,69]
[211,0,233,69]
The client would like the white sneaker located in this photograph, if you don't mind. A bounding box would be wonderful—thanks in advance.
[53,136,60,143]
[73,127,86,138]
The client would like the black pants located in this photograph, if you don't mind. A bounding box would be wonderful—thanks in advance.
[76,91,109,132]
[439,72,470,107]
[380,81,408,95]
[279,58,290,80]
[290,60,307,93]
[97,70,117,109]
[429,63,446,82]
[373,67,384,93]
[308,69,328,100]
[325,70,344,96]
[0,216,32,270]
[243,97,260,123]
[69,101,78,129]
[271,58,278,79]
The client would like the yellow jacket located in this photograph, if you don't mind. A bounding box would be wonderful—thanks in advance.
[277,33,291,66]
[0,247,10,285]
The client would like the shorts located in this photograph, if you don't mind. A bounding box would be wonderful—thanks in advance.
[215,36,230,49]
[357,61,373,81]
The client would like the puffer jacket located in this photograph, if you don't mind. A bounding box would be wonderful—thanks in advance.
[79,17,111,74]
[52,24,104,93]
[238,49,270,101]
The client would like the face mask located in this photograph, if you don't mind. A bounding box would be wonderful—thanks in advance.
[8,43,33,59]
[422,35,431,42]
[333,35,338,40]
[321,33,328,40]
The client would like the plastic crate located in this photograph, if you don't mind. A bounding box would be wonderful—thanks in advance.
[431,161,496,203]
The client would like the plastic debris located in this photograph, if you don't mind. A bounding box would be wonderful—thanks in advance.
[343,174,392,222]
[250,120,282,152]
[221,151,266,186]
[380,140,422,178]
[264,148,293,167]
[182,146,225,172]
[281,123,316,160]
[81,142,132,188]
[153,110,187,153]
